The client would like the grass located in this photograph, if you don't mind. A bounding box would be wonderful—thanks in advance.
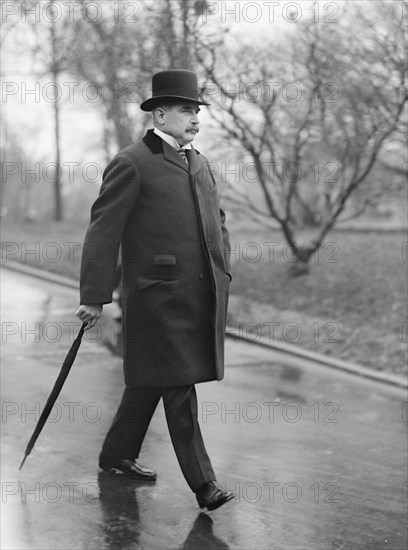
[227,220,407,377]
[2,217,85,280]
[2,216,406,377]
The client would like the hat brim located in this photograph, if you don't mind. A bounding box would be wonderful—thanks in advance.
[140,95,210,112]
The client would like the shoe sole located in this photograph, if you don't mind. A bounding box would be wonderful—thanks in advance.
[101,467,157,481]
[199,493,234,511]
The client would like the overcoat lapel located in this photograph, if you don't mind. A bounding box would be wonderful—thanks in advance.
[142,128,163,154]
[143,129,190,173]
[162,142,189,173]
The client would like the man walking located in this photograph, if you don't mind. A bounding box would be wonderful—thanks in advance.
[76,70,233,511]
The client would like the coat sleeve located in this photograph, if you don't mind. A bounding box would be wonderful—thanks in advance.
[80,154,140,305]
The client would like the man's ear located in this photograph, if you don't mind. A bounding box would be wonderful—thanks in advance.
[154,106,166,125]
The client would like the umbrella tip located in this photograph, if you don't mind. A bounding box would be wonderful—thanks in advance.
[19,455,27,471]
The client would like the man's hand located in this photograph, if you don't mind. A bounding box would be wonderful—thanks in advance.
[75,304,103,329]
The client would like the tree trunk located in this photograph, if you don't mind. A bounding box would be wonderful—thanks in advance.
[287,244,314,277]
[288,259,311,277]
[50,15,63,221]
[107,90,133,150]
[52,82,62,221]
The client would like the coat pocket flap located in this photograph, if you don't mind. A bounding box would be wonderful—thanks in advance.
[136,276,178,290]
[153,254,177,266]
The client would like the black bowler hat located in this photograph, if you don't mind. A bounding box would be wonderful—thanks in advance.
[140,69,210,111]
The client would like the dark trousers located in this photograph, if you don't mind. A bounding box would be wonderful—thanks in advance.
[101,385,215,491]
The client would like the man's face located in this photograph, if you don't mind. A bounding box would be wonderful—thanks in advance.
[154,101,200,146]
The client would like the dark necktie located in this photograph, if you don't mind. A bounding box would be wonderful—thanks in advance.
[177,148,188,164]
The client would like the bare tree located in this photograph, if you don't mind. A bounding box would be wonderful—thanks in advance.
[69,0,210,154]
[48,0,63,221]
[195,1,407,273]
[17,0,79,221]
[149,0,211,69]
[69,1,148,152]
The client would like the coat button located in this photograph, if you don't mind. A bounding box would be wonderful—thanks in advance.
[199,273,203,280]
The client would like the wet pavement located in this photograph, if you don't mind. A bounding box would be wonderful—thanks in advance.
[1,268,407,550]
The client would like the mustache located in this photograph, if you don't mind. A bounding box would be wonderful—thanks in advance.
[187,127,199,133]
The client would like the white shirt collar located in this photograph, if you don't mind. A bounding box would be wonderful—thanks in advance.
[153,127,192,150]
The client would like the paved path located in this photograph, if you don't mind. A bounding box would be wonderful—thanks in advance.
[1,269,407,549]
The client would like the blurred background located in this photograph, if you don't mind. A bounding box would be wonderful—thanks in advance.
[1,0,407,377]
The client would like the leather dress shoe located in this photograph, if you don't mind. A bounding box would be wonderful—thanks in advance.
[99,455,157,481]
[195,480,234,511]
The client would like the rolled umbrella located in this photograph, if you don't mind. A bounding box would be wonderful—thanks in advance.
[19,322,87,470]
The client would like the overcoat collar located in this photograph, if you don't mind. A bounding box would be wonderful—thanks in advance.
[143,129,202,176]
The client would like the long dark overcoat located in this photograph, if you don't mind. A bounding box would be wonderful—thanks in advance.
[80,129,231,387]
